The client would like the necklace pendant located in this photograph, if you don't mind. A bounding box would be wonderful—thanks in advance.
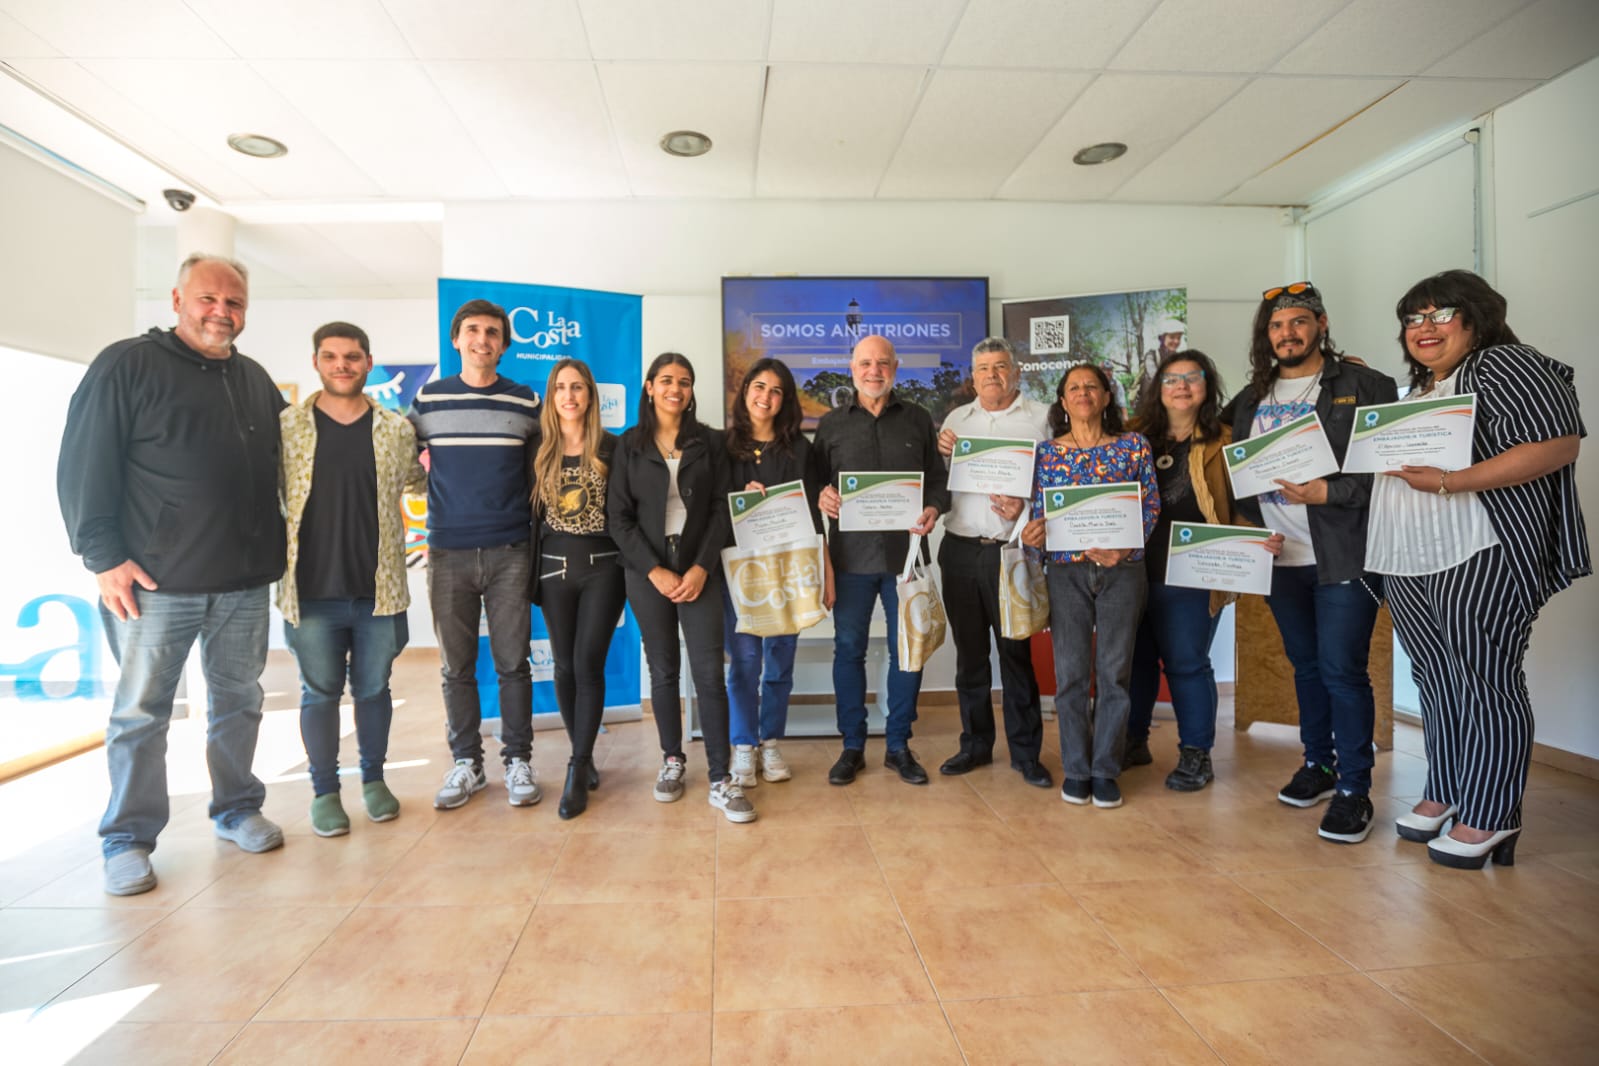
[1155,454,1174,470]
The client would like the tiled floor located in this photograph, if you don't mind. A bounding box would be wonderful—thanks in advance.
[3,650,1597,1065]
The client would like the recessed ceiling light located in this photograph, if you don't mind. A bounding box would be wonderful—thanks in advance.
[1073,141,1127,166]
[227,133,288,159]
[660,130,712,158]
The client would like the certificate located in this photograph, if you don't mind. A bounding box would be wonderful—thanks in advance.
[1224,412,1340,498]
[1164,523,1276,596]
[948,437,1036,497]
[1341,394,1476,473]
[1043,481,1144,552]
[728,480,816,552]
[838,471,923,532]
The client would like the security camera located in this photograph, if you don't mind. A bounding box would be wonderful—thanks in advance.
[163,188,196,212]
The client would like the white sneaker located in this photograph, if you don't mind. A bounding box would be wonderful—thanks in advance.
[730,744,758,788]
[708,778,757,823]
[654,755,687,802]
[434,759,487,810]
[505,758,542,807]
[759,739,792,782]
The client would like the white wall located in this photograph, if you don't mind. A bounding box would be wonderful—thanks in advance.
[0,142,135,362]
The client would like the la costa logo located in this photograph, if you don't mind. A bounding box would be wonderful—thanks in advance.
[846,476,858,491]
[1364,411,1380,427]
[508,306,583,349]
[1232,445,1247,460]
[958,440,971,453]
[1179,527,1193,543]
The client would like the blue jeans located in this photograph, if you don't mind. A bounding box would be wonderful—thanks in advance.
[832,570,921,752]
[1048,560,1146,782]
[284,599,409,796]
[1129,581,1221,751]
[722,588,797,746]
[1267,565,1381,794]
[97,586,270,858]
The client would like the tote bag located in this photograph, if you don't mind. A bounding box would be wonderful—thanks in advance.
[720,534,829,638]
[998,514,1050,640]
[896,533,947,673]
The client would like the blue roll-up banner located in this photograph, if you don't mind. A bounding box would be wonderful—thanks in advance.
[436,277,643,722]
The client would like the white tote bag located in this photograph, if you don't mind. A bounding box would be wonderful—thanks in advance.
[896,533,947,673]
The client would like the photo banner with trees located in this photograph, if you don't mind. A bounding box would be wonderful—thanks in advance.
[722,276,989,432]
[1001,287,1188,412]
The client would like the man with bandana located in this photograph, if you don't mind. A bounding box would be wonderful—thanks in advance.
[1224,283,1397,845]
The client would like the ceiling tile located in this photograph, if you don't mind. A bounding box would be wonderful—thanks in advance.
[385,0,591,59]
[878,68,1092,198]
[1425,0,1599,78]
[0,0,231,57]
[755,64,927,197]
[235,222,386,289]
[597,62,763,197]
[299,221,441,291]
[767,0,968,64]
[0,8,58,55]
[1109,0,1346,73]
[182,0,412,59]
[941,0,1162,70]
[250,59,508,199]
[425,60,629,197]
[1112,75,1402,202]
[579,0,768,60]
[1001,73,1246,200]
[1274,0,1529,76]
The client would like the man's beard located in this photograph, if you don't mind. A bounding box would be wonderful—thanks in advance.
[1275,327,1322,369]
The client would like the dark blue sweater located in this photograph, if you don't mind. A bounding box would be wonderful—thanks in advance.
[407,374,541,549]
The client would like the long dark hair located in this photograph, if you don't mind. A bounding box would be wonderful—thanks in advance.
[1047,362,1125,438]
[1247,298,1345,398]
[625,351,701,451]
[726,358,802,461]
[1132,349,1226,444]
[1395,269,1520,392]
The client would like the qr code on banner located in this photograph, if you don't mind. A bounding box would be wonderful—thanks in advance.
[1030,315,1070,355]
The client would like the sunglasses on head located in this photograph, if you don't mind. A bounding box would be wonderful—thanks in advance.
[1262,281,1318,302]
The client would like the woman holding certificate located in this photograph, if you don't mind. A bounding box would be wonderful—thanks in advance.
[722,358,824,788]
[1372,270,1587,869]
[1023,363,1160,809]
[609,353,755,824]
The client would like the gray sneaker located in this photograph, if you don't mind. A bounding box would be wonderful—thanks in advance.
[654,755,687,803]
[505,757,542,807]
[708,777,757,823]
[215,813,285,853]
[434,759,487,809]
[104,848,157,896]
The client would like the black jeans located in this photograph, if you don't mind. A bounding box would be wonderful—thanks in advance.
[624,541,731,783]
[539,533,627,761]
[426,543,533,768]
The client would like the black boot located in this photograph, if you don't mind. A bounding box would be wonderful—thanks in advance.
[560,757,592,820]
[588,762,600,791]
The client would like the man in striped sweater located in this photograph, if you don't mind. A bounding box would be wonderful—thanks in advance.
[409,299,543,811]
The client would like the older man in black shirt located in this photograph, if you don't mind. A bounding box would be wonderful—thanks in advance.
[812,335,950,785]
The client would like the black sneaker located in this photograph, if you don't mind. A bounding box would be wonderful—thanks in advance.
[1061,779,1091,805]
[1318,791,1375,844]
[1091,777,1123,809]
[1165,747,1213,792]
[1277,762,1337,808]
[1121,739,1153,768]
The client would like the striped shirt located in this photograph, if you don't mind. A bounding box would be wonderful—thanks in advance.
[408,374,541,549]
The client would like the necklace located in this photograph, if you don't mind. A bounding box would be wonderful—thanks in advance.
[656,435,678,460]
[1273,370,1320,409]
[751,437,774,462]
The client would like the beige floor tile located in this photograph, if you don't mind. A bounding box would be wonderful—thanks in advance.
[0,831,105,907]
[465,1012,711,1065]
[716,824,887,898]
[713,894,932,1011]
[712,1003,963,1065]
[844,774,1002,826]
[259,903,529,1020]
[185,830,424,907]
[944,989,1220,1065]
[1393,858,1599,955]
[1071,876,1351,986]
[1370,750,1435,799]
[214,1019,477,1065]
[1144,794,1424,874]
[363,829,567,906]
[486,899,713,1015]
[713,774,860,828]
[864,822,1054,892]
[0,907,166,1013]
[415,784,577,833]
[1370,953,1599,1066]
[540,827,715,903]
[562,762,723,832]
[1167,972,1485,1065]
[1010,811,1218,885]
[43,1021,241,1066]
[898,883,1146,999]
[1235,865,1529,969]
[55,905,350,1022]
[14,834,245,909]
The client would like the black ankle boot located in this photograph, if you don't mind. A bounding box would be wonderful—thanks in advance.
[588,762,600,791]
[560,757,592,820]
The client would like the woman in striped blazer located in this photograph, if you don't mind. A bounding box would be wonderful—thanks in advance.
[1368,270,1588,870]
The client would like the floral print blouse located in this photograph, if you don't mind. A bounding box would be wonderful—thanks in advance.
[1031,432,1161,565]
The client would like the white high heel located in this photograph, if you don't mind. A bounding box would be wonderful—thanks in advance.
[1428,827,1520,869]
[1395,804,1457,842]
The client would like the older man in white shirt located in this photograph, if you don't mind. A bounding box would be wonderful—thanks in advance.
[935,338,1053,787]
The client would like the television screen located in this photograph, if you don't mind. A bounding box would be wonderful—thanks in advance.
[722,276,990,431]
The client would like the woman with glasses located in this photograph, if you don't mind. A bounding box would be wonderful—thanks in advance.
[1125,350,1282,790]
[1371,270,1587,869]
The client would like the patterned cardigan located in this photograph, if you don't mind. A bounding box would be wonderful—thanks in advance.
[277,394,428,625]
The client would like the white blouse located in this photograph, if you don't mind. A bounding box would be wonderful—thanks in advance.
[663,456,688,538]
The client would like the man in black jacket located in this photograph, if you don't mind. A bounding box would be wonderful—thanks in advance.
[1225,282,1398,846]
[58,253,287,896]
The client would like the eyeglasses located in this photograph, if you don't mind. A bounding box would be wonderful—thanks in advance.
[1401,307,1459,329]
[1263,281,1318,302]
[1160,370,1205,387]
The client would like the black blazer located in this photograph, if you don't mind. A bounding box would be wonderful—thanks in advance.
[528,431,619,604]
[607,424,731,576]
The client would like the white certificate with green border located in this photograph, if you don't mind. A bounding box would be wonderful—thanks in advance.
[1341,394,1475,473]
[1164,522,1275,596]
[1224,412,1339,498]
[838,471,924,532]
[1042,481,1144,552]
[948,436,1036,497]
[727,480,814,552]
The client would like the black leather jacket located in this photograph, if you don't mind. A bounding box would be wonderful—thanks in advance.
[607,424,730,576]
